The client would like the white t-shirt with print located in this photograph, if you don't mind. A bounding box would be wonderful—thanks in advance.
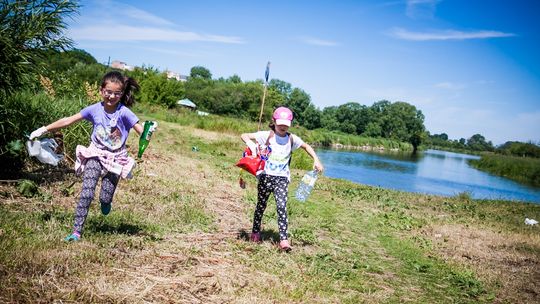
[254,131,304,179]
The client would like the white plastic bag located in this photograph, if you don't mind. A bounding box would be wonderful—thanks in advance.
[525,218,538,225]
[26,138,63,166]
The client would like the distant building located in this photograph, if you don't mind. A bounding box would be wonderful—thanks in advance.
[166,70,188,82]
[111,60,134,71]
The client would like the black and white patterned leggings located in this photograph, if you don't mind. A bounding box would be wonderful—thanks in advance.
[73,158,119,234]
[252,174,290,240]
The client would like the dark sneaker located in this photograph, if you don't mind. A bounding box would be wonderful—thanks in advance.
[101,202,111,215]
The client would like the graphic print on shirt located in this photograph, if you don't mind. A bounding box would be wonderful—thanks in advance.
[255,131,304,179]
[266,150,290,173]
[95,112,123,150]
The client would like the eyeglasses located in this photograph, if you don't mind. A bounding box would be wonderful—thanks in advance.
[102,89,123,97]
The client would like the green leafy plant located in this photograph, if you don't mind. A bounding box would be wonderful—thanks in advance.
[16,179,38,198]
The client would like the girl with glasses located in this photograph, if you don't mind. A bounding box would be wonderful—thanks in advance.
[29,71,146,241]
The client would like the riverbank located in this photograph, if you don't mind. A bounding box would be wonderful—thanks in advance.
[135,104,413,153]
[470,153,540,187]
[1,118,539,303]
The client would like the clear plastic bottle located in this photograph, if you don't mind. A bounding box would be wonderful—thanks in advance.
[295,170,318,202]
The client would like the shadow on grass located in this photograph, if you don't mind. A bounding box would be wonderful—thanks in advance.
[87,221,144,235]
[237,228,281,243]
[23,166,76,184]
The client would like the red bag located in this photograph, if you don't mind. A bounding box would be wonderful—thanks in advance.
[236,132,274,176]
[236,148,265,176]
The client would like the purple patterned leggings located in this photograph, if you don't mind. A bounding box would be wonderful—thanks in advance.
[73,158,119,234]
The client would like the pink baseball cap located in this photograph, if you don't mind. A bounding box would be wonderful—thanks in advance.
[273,107,293,126]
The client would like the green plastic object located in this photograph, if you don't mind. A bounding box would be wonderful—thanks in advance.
[138,121,157,158]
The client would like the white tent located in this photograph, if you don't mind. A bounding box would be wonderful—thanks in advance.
[177,98,196,108]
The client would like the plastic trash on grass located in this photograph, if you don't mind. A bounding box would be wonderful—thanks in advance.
[525,218,538,225]
[26,138,63,166]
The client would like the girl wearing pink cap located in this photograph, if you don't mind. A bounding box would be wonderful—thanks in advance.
[241,106,324,251]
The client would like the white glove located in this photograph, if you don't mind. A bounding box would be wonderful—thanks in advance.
[149,121,158,132]
[29,126,48,140]
[246,140,258,156]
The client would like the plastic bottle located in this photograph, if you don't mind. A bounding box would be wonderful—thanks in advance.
[295,169,319,202]
[138,121,157,158]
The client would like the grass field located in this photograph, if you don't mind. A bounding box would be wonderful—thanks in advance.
[1,114,539,303]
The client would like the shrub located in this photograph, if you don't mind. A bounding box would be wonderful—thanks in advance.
[0,91,91,177]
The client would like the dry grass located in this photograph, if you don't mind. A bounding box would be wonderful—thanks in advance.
[421,223,540,303]
[1,119,540,303]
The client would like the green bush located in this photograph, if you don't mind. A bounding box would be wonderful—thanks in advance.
[0,91,91,177]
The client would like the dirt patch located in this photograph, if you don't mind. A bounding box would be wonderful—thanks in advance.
[421,224,540,303]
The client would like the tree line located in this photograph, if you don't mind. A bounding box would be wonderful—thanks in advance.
[2,0,537,178]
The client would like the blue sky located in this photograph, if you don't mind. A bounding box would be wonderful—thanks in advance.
[67,0,540,145]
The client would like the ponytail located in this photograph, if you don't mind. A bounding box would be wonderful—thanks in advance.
[120,76,139,107]
[268,120,276,131]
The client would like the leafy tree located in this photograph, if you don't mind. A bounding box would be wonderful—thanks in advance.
[467,134,494,151]
[301,104,322,129]
[286,88,312,126]
[335,102,368,134]
[497,141,540,158]
[320,106,340,130]
[433,133,449,141]
[364,122,382,137]
[43,48,97,72]
[137,69,185,108]
[370,100,391,115]
[0,0,79,96]
[372,101,425,150]
[190,66,212,80]
[269,79,293,99]
[227,74,242,84]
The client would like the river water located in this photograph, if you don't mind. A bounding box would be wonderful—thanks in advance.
[315,148,540,203]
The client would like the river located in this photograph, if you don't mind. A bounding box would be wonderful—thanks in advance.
[315,148,540,203]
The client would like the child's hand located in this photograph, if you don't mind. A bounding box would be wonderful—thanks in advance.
[314,160,324,172]
[29,126,48,140]
[246,140,258,156]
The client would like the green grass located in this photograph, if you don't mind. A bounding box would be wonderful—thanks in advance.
[1,104,539,303]
[469,153,540,186]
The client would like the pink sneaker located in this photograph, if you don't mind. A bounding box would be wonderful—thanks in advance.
[250,232,262,243]
[279,240,292,252]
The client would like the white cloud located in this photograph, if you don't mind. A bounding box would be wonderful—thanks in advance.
[406,0,440,19]
[121,5,175,26]
[69,25,244,44]
[389,27,515,41]
[88,0,174,26]
[72,1,243,44]
[434,82,466,90]
[299,37,339,47]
